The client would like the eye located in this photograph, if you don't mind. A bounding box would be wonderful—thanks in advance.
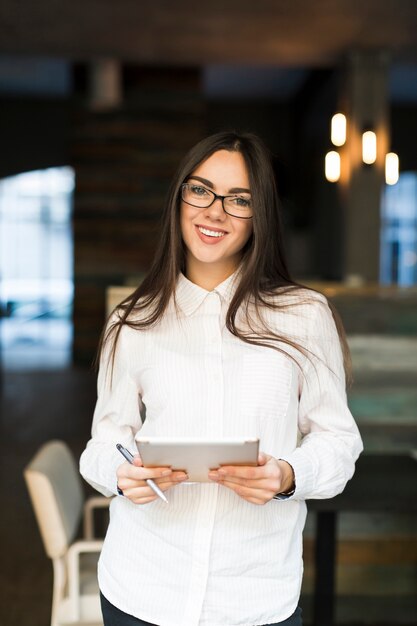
[189,184,210,196]
[231,196,252,208]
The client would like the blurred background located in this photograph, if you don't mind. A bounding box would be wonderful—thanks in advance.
[0,1,416,625]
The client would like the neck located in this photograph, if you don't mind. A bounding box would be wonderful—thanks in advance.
[185,259,239,291]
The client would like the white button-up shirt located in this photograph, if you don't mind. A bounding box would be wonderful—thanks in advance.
[80,271,363,626]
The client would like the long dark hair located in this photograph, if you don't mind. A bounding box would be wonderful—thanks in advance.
[99,131,351,384]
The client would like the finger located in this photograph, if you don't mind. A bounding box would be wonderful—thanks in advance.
[131,494,158,505]
[118,472,188,493]
[258,452,269,465]
[211,474,277,491]
[245,496,268,505]
[218,474,279,493]
[211,465,264,481]
[157,476,189,492]
[219,480,271,503]
[213,455,278,482]
[154,471,188,485]
[124,476,184,500]
[149,475,188,491]
[119,473,187,491]
[126,465,173,481]
[122,486,156,501]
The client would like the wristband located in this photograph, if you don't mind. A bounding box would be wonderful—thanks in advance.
[273,486,295,500]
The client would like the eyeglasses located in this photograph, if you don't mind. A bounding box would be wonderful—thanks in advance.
[181,183,253,219]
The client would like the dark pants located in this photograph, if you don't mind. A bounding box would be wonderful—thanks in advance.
[100,592,302,626]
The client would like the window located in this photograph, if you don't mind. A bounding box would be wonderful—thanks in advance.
[380,172,417,286]
[0,167,74,368]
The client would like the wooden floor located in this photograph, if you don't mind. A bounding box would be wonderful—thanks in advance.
[0,367,416,626]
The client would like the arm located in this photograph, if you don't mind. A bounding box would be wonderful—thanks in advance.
[79,319,188,499]
[280,296,363,500]
[79,319,143,497]
[209,296,363,504]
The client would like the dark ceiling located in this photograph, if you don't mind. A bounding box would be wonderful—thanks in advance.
[1,0,417,65]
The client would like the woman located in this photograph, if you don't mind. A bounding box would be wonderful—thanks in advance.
[80,131,363,626]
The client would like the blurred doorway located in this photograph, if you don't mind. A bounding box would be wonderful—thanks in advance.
[380,171,417,286]
[0,167,74,369]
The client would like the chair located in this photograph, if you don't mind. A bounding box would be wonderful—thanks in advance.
[24,440,111,626]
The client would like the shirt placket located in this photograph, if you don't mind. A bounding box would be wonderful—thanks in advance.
[182,291,224,625]
[203,291,224,438]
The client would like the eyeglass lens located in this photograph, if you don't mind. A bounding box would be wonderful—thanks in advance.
[181,183,252,218]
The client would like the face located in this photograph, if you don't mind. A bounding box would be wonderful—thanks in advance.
[180,149,253,287]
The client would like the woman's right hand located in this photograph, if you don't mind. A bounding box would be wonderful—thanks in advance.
[116,455,188,504]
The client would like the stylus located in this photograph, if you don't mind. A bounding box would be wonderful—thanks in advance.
[116,443,168,503]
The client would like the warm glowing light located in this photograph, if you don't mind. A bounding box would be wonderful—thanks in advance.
[385,152,399,185]
[362,130,377,164]
[331,113,347,146]
[325,151,341,182]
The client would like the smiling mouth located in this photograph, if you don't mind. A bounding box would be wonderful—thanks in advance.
[197,225,227,238]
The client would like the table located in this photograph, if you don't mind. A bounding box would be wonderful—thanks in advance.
[307,453,417,626]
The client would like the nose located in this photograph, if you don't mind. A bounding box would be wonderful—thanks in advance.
[204,196,226,220]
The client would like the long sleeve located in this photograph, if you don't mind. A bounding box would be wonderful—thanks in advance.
[79,320,142,497]
[281,296,363,500]
[85,273,362,625]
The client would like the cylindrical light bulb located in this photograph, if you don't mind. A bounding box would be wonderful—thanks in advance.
[362,130,377,164]
[331,113,347,146]
[385,152,399,185]
[325,151,341,183]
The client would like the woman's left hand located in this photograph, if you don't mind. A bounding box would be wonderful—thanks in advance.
[208,453,295,505]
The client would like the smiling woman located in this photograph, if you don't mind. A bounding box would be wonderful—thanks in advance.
[180,150,253,290]
[80,131,362,626]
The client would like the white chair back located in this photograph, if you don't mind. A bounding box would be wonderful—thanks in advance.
[24,440,84,558]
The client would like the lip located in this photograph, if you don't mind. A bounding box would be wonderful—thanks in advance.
[196,223,229,234]
[194,224,228,244]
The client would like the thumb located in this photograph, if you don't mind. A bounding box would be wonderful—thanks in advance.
[257,452,268,466]
[132,454,143,467]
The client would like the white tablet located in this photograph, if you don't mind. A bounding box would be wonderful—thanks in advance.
[135,437,260,482]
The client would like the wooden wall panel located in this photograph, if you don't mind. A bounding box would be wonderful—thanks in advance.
[72,70,205,363]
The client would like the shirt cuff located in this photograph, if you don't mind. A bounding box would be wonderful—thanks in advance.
[279,447,315,500]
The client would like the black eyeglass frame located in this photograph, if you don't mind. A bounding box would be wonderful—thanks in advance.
[180,183,253,220]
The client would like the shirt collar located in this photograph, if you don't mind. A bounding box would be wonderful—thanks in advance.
[176,267,242,317]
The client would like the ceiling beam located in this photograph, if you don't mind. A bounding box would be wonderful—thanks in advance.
[1,1,417,65]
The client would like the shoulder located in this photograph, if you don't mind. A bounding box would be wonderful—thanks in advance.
[105,293,176,348]
[277,285,326,303]
[266,285,329,314]
[102,302,151,352]
[110,296,157,326]
[254,285,332,338]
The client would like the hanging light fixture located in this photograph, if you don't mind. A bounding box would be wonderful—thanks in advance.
[331,113,347,146]
[325,114,400,184]
[385,153,399,185]
[325,151,341,183]
[362,129,377,165]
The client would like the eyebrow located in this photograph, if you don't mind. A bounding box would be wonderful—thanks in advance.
[187,175,251,195]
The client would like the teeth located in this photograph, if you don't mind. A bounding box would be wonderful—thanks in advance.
[198,226,226,238]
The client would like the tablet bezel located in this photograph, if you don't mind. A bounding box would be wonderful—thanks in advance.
[135,437,260,483]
